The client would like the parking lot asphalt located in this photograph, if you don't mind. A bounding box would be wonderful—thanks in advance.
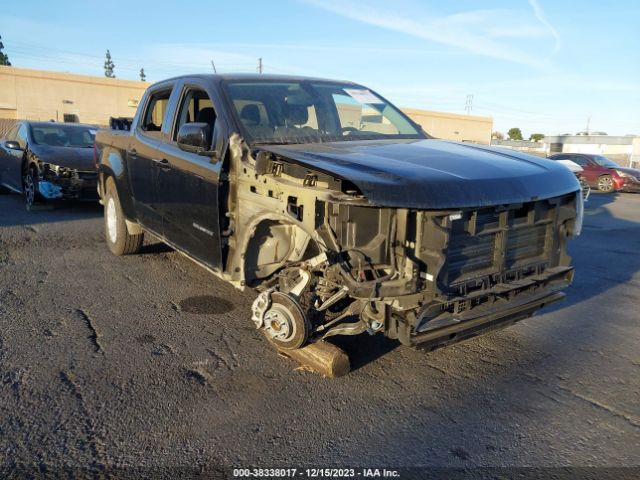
[0,190,638,476]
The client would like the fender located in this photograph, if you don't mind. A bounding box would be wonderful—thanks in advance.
[230,210,322,288]
[98,147,137,222]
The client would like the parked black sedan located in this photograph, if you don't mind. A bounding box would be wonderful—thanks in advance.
[0,121,99,207]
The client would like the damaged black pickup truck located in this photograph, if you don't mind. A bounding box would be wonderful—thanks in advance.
[95,74,583,353]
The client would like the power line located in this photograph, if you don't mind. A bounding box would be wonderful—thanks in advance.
[5,39,257,73]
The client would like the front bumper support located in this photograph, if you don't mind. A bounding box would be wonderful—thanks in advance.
[400,266,573,349]
[408,289,565,350]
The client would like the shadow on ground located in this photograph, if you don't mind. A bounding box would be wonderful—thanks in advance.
[0,193,102,228]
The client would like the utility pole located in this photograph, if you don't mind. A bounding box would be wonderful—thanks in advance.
[257,57,263,74]
[210,60,217,74]
[464,94,473,114]
[586,115,591,135]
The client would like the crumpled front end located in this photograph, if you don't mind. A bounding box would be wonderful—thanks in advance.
[227,136,581,350]
[303,192,580,348]
[38,164,99,201]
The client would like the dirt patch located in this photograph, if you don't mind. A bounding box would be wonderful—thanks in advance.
[179,295,234,315]
[136,334,156,344]
[185,367,213,386]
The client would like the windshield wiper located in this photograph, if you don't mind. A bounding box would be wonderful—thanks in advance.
[252,140,298,146]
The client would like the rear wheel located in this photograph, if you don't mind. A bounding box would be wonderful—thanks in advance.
[104,178,143,255]
[597,175,614,193]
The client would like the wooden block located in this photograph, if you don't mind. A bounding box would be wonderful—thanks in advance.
[278,340,350,378]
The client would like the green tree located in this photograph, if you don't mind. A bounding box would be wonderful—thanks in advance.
[104,50,115,78]
[139,68,146,82]
[0,36,11,66]
[507,127,523,140]
[529,133,544,142]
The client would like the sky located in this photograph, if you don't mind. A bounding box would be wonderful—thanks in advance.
[1,0,639,136]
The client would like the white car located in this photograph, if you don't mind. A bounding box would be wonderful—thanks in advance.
[554,159,591,201]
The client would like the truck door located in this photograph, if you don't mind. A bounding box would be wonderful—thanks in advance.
[154,84,224,270]
[128,86,174,235]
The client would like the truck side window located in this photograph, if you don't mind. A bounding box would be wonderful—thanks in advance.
[173,88,216,143]
[140,89,172,139]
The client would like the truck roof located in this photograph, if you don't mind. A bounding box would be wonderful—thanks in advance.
[151,73,360,87]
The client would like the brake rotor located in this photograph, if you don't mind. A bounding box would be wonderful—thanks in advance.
[261,292,310,350]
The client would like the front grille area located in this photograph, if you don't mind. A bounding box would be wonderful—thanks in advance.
[440,196,571,289]
[446,230,495,283]
[505,223,546,265]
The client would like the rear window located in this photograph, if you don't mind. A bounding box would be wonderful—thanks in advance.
[140,88,172,138]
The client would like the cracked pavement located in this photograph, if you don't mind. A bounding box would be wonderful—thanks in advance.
[0,191,638,476]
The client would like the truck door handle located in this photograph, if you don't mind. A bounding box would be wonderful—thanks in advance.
[153,158,172,170]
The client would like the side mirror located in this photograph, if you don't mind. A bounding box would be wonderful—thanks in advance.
[4,140,22,151]
[177,122,217,158]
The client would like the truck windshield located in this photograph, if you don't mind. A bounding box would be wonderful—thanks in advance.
[223,80,425,144]
[30,124,96,148]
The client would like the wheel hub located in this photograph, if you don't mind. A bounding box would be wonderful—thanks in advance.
[252,291,310,349]
[262,305,296,341]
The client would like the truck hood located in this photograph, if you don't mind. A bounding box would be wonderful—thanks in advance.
[30,144,96,172]
[260,139,580,209]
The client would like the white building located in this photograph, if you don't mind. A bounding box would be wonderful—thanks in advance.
[491,135,640,169]
[545,135,640,168]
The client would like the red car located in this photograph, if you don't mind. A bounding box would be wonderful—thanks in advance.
[548,153,640,193]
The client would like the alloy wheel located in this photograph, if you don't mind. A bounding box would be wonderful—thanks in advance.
[598,176,614,193]
[24,172,35,206]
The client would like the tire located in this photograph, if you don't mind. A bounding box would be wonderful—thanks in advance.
[24,166,44,207]
[597,175,615,193]
[104,178,143,255]
[262,292,310,350]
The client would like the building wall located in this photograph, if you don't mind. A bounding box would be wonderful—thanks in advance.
[632,138,640,168]
[546,134,639,168]
[492,135,640,168]
[0,66,494,144]
[490,139,547,157]
[0,65,148,126]
[402,108,493,144]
